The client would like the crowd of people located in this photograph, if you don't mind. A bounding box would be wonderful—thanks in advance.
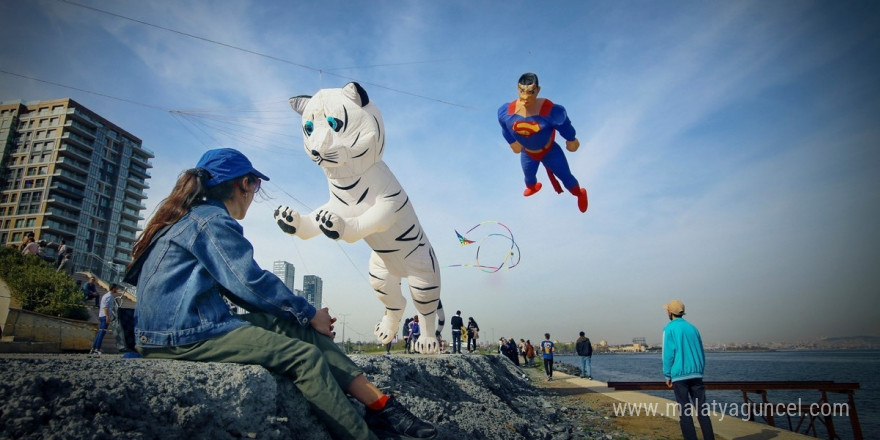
[18,231,73,273]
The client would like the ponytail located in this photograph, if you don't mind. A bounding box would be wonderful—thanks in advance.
[129,168,207,266]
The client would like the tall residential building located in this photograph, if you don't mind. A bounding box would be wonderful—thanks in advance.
[0,98,153,281]
[272,260,296,292]
[302,275,323,309]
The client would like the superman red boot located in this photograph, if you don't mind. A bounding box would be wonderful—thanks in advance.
[569,185,588,213]
[523,182,543,197]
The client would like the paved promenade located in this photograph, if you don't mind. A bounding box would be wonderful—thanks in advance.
[551,371,814,440]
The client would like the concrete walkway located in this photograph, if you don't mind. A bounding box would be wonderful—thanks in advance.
[551,372,814,440]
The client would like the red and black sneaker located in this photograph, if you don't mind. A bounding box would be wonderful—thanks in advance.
[365,396,437,439]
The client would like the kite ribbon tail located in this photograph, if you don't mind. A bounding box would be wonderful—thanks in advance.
[545,166,563,194]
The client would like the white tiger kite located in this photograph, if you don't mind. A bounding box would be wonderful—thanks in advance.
[274,82,444,354]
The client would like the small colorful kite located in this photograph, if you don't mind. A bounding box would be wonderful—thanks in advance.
[448,221,521,273]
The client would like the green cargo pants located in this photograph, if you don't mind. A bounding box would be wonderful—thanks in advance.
[137,312,377,440]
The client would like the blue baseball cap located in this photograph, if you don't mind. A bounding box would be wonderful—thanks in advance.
[196,148,270,188]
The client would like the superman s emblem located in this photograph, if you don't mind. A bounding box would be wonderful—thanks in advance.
[513,121,540,137]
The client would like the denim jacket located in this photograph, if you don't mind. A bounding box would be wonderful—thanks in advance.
[134,199,316,347]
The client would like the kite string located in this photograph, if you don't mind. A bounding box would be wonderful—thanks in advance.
[447,221,520,273]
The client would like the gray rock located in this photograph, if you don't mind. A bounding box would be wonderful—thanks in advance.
[0,354,575,440]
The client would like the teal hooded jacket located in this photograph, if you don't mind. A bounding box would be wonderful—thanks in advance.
[662,317,706,382]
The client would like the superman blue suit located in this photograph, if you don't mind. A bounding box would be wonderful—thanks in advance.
[498,99,584,200]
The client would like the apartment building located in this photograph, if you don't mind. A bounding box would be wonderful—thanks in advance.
[272,260,296,292]
[302,275,323,309]
[0,98,153,281]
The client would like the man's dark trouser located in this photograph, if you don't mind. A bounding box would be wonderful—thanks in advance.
[451,331,461,353]
[543,358,553,377]
[138,313,377,440]
[672,378,715,440]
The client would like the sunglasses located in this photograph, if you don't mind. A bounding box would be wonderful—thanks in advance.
[236,177,261,193]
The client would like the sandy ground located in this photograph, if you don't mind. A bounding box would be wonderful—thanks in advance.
[525,366,700,440]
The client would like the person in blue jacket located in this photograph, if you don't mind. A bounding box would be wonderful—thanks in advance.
[128,148,435,440]
[662,300,715,440]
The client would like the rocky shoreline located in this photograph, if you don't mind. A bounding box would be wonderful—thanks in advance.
[0,353,645,439]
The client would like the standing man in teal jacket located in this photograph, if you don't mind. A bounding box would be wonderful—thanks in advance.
[662,300,715,440]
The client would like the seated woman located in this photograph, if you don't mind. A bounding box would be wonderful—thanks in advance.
[128,148,436,440]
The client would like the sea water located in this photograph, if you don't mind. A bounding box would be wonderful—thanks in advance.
[556,350,879,438]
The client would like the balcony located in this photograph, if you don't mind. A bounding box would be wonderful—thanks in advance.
[130,153,153,168]
[46,195,82,210]
[63,120,97,139]
[46,207,79,224]
[122,198,146,210]
[52,168,87,185]
[49,183,85,199]
[127,165,150,179]
[44,209,79,226]
[43,219,78,234]
[59,132,95,152]
[57,142,92,162]
[118,219,140,231]
[66,107,99,128]
[123,185,146,198]
[125,174,150,189]
[120,209,144,221]
[55,156,89,173]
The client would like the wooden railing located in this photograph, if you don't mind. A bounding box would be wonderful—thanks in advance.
[606,381,862,440]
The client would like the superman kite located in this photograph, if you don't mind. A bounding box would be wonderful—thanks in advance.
[497,72,588,213]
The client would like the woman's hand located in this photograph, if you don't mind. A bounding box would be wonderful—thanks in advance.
[310,307,337,338]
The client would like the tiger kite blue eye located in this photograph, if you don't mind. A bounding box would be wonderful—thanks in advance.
[327,116,343,132]
[304,120,314,136]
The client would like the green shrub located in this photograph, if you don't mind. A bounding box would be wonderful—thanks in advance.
[0,246,90,320]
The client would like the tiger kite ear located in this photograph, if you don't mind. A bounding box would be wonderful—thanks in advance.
[289,95,312,115]
[342,82,369,107]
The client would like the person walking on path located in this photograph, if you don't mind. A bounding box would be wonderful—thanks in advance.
[127,148,436,440]
[408,315,421,353]
[524,340,536,366]
[506,337,520,366]
[540,333,555,380]
[450,310,463,354]
[90,284,120,355]
[662,300,715,440]
[466,317,480,353]
[576,331,593,379]
[402,317,412,354]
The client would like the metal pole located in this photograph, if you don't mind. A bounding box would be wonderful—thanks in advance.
[338,313,349,353]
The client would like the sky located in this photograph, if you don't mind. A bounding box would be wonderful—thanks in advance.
[1,0,878,346]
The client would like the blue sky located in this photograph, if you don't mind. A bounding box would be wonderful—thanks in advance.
[2,0,878,346]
